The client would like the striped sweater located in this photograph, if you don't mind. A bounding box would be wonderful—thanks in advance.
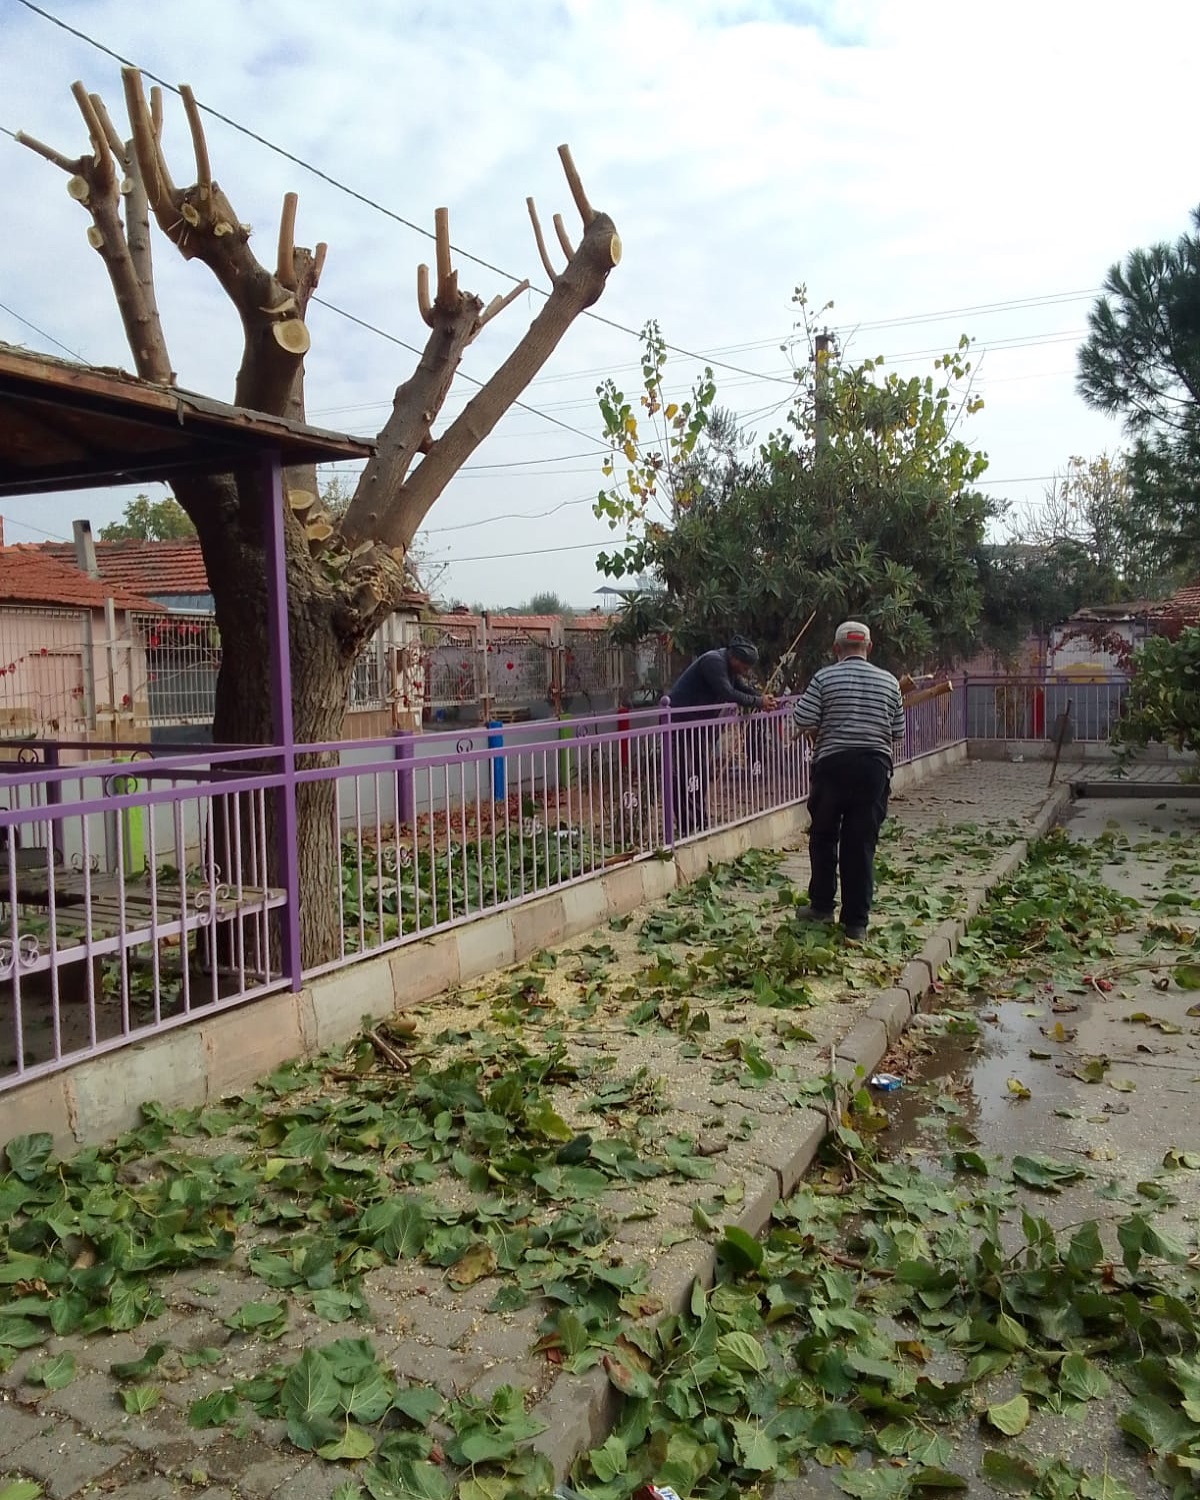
[792,656,906,764]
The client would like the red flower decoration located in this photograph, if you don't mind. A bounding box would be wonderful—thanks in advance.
[506,661,514,670]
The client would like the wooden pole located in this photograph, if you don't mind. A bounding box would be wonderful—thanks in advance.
[1049,699,1073,787]
[767,609,818,694]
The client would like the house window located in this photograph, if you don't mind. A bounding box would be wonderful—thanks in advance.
[349,635,384,709]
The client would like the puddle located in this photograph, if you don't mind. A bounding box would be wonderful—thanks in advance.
[880,999,1071,1157]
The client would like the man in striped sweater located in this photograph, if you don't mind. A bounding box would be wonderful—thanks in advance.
[791,621,906,940]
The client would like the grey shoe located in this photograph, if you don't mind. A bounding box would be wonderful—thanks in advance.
[841,921,868,942]
[796,905,835,924]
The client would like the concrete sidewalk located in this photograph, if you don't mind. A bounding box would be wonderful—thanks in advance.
[0,762,1064,1500]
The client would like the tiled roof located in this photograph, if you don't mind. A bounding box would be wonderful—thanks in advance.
[0,547,164,612]
[41,539,210,596]
[438,612,616,632]
[1160,582,1200,622]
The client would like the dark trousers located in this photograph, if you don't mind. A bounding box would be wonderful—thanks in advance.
[807,751,891,925]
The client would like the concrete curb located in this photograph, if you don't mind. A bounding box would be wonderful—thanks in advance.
[1070,780,1200,799]
[530,778,1075,1484]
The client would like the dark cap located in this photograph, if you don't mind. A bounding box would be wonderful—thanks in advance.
[728,635,759,665]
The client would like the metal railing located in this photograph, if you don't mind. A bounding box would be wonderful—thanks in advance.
[1,691,965,1092]
[963,674,1128,742]
[1,743,287,1090]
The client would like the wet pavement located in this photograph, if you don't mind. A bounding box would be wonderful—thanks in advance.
[774,793,1200,1498]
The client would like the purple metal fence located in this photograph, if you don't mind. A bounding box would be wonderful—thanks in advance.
[1,690,964,1093]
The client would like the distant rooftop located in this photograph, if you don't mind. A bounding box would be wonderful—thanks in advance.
[0,546,164,613]
[40,538,210,597]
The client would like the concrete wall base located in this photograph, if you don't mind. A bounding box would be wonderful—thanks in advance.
[0,743,968,1152]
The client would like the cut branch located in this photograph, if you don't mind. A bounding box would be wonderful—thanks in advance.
[553,212,575,261]
[178,84,212,192]
[123,69,174,227]
[87,93,125,157]
[341,291,484,547]
[277,192,298,289]
[479,280,530,330]
[526,196,558,283]
[70,81,114,187]
[14,130,77,173]
[557,144,594,226]
[16,85,172,385]
[417,263,434,327]
[121,66,320,415]
[376,208,620,548]
[433,207,458,312]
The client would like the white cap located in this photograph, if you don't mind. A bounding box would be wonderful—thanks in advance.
[835,620,871,647]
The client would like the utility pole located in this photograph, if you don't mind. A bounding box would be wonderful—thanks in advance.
[814,331,832,455]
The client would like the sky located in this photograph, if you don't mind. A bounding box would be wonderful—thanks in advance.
[2,0,1198,608]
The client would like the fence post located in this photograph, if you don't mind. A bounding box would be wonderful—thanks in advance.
[393,730,415,827]
[44,742,62,861]
[488,720,506,803]
[659,695,674,848]
[261,449,302,992]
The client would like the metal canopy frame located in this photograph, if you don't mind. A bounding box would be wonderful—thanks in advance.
[0,344,376,988]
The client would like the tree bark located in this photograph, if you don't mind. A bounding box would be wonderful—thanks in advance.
[180,471,358,967]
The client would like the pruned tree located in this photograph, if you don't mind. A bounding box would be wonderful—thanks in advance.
[18,71,620,961]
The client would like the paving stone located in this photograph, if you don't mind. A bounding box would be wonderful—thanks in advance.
[0,1398,52,1458]
[384,1338,488,1395]
[469,1360,547,1404]
[6,1419,129,1498]
[36,1369,124,1434]
[270,1459,360,1499]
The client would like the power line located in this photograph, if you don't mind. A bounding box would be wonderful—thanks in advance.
[442,538,616,564]
[424,491,599,533]
[9,0,796,389]
[0,512,70,542]
[0,296,85,360]
[835,289,1100,335]
[312,296,610,452]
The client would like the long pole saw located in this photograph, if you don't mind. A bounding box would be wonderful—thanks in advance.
[766,610,818,695]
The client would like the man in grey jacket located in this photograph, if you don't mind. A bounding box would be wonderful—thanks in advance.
[791,621,906,939]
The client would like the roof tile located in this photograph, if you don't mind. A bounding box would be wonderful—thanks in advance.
[0,547,165,612]
[41,539,210,596]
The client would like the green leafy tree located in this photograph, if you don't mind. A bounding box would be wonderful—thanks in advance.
[596,294,991,683]
[1111,626,1200,762]
[975,539,1108,659]
[1078,210,1200,584]
[99,494,196,541]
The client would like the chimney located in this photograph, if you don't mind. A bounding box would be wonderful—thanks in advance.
[73,518,100,580]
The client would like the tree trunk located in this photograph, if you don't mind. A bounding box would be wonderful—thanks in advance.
[193,485,358,971]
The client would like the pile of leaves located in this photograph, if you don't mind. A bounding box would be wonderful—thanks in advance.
[566,1123,1200,1500]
